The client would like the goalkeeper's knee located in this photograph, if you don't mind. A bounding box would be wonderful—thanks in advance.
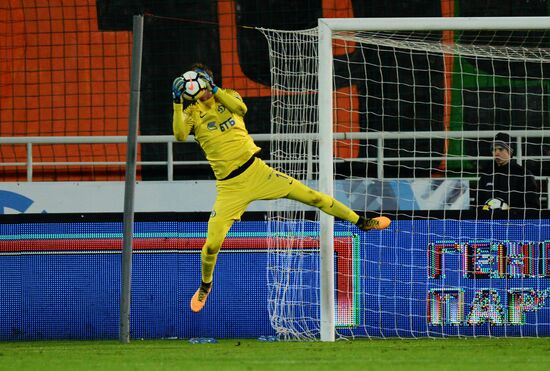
[309,190,332,210]
[295,189,327,208]
[202,228,226,256]
[202,242,221,257]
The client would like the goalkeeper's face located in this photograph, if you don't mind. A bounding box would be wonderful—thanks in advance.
[199,90,213,102]
[493,145,511,166]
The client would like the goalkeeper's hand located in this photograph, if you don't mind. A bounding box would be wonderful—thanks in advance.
[196,70,218,94]
[172,76,185,103]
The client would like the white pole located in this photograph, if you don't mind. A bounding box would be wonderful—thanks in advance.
[318,19,335,342]
[320,17,550,31]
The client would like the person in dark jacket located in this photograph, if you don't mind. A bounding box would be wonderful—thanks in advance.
[476,132,540,211]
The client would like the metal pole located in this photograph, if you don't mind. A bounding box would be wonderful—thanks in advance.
[26,143,32,182]
[167,141,174,181]
[320,16,550,31]
[120,14,144,344]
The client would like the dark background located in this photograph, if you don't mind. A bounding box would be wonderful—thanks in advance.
[96,0,550,180]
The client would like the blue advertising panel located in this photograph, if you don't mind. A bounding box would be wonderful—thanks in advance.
[0,215,549,340]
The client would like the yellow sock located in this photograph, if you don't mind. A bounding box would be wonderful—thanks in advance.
[201,248,218,284]
[286,182,360,224]
[320,196,360,224]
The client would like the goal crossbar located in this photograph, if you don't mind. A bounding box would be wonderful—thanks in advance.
[319,17,550,32]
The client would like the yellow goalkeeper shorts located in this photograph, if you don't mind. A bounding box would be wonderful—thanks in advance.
[210,157,301,223]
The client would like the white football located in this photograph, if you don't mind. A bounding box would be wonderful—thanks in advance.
[482,198,510,211]
[181,70,207,101]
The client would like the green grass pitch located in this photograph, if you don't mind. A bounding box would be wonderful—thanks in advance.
[1,338,550,370]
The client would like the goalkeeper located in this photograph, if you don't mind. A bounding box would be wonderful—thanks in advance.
[172,63,391,313]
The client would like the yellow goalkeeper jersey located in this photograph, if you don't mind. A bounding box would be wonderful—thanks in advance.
[172,88,261,180]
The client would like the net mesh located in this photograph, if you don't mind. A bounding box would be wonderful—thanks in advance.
[260,25,550,340]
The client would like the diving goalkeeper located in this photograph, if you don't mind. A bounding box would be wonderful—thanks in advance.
[172,63,391,313]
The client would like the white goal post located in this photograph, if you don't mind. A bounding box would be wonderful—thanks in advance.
[260,17,550,342]
[317,17,550,342]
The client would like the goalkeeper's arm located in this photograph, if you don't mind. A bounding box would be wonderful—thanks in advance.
[213,88,247,117]
[173,104,196,141]
[197,72,247,116]
[171,75,195,141]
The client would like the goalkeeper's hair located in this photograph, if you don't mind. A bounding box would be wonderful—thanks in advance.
[190,62,214,81]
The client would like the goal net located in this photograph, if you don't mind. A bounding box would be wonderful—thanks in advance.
[259,18,550,341]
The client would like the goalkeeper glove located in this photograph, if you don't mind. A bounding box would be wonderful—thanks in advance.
[195,69,218,94]
[172,76,185,103]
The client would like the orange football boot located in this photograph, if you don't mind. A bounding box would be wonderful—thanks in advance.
[190,284,212,313]
[356,216,391,231]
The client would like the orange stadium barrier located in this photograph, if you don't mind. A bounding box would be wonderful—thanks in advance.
[0,1,132,181]
[4,0,469,181]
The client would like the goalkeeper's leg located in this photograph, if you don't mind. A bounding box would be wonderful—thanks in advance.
[286,181,390,231]
[190,217,235,313]
[191,181,250,313]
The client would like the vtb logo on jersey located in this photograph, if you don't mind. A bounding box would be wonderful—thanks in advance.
[219,118,236,132]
